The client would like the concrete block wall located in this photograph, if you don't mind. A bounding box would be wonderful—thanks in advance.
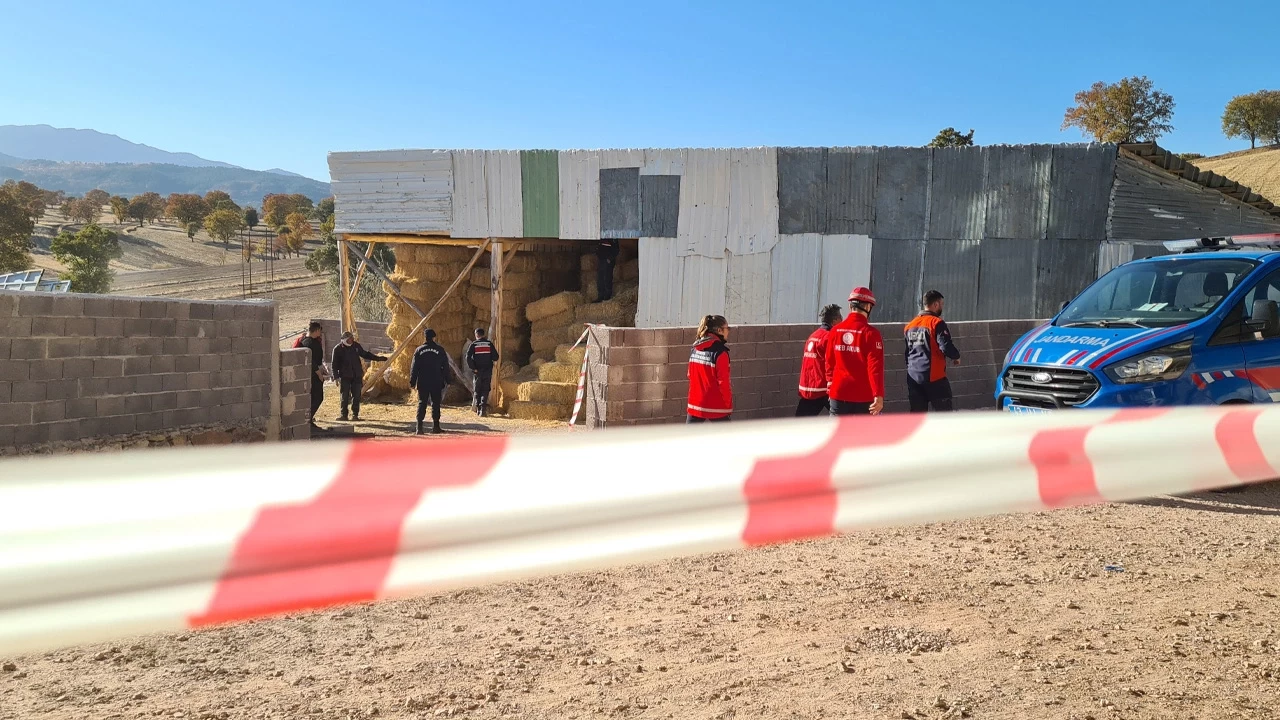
[584,319,1041,427]
[279,348,312,441]
[0,290,308,453]
[309,319,392,355]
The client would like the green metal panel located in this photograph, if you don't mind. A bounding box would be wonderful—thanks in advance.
[520,150,560,238]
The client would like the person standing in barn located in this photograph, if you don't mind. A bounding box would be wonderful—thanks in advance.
[331,331,388,421]
[410,328,453,435]
[465,327,500,417]
[687,314,732,423]
[904,290,961,412]
[596,238,619,302]
[298,321,329,431]
[796,303,843,417]
[825,287,884,416]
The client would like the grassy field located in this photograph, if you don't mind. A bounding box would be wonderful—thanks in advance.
[1194,144,1280,205]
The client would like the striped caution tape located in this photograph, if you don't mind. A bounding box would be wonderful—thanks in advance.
[2,405,1278,657]
[567,325,594,427]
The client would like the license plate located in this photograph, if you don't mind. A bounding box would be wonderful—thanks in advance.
[1005,404,1051,414]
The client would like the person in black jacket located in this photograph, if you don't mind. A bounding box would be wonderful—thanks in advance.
[297,321,328,431]
[331,331,388,421]
[409,328,453,435]
[596,239,619,302]
[465,328,500,417]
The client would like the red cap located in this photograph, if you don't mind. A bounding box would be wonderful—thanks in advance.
[848,286,877,306]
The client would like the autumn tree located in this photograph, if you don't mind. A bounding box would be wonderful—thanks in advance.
[261,193,314,230]
[139,192,165,224]
[50,223,121,293]
[109,196,129,224]
[1222,90,1280,149]
[165,193,210,228]
[126,196,151,226]
[64,197,102,224]
[204,208,246,250]
[204,190,239,213]
[927,128,975,148]
[83,188,110,209]
[1062,76,1175,144]
[0,184,36,272]
[2,181,46,221]
[186,222,199,242]
[284,211,313,256]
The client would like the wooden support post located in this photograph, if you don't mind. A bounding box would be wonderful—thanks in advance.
[348,241,377,305]
[491,240,504,408]
[337,237,353,335]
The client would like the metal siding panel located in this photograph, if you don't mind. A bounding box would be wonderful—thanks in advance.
[976,238,1036,321]
[642,148,687,176]
[985,145,1051,240]
[866,238,921,324]
[1096,241,1133,277]
[770,233,823,324]
[677,149,730,258]
[636,237,684,328]
[1036,238,1099,317]
[329,150,454,233]
[640,175,680,238]
[679,254,728,323]
[921,239,980,321]
[928,148,987,240]
[874,148,931,239]
[520,150,559,238]
[725,251,773,325]
[450,149,488,238]
[1109,153,1280,241]
[819,234,873,314]
[486,150,523,238]
[1047,144,1115,240]
[600,168,641,239]
[777,147,827,235]
[559,150,601,240]
[727,147,780,255]
[826,147,877,235]
[600,149,645,169]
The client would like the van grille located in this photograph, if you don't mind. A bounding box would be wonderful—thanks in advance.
[1003,366,1100,408]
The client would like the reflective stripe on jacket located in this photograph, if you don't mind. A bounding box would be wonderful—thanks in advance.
[687,334,732,419]
[904,312,960,384]
[798,324,832,400]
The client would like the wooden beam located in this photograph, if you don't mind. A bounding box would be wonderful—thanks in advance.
[491,240,505,409]
[342,234,488,247]
[349,241,377,304]
[337,238,354,335]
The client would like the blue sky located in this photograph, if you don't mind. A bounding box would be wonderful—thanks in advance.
[0,0,1274,181]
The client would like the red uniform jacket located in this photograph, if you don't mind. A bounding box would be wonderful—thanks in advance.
[687,334,732,419]
[798,324,833,400]
[824,314,885,403]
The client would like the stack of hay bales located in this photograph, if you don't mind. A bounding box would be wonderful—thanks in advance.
[526,291,586,364]
[466,251,542,368]
[579,249,640,303]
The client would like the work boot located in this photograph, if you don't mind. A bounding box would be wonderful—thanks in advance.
[415,421,424,435]
[431,420,442,434]
[352,413,360,422]
[338,413,348,421]
[479,405,488,418]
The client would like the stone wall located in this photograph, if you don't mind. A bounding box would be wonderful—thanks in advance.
[0,290,309,454]
[279,348,312,442]
[584,319,1040,427]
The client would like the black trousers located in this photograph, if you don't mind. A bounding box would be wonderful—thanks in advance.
[597,256,616,302]
[907,377,954,413]
[473,369,493,408]
[417,387,443,423]
[795,396,830,417]
[686,414,730,424]
[309,375,324,421]
[339,377,363,417]
[829,399,872,416]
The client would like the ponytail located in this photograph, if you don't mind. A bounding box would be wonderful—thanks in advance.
[696,314,728,341]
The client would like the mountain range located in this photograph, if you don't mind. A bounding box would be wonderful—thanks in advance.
[0,125,329,206]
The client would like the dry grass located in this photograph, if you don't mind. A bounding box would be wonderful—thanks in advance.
[1194,145,1280,204]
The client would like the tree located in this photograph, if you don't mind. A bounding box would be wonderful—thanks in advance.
[1222,90,1280,149]
[2,180,46,221]
[1062,76,1175,144]
[50,223,122,293]
[313,196,335,222]
[1178,152,1205,161]
[139,192,165,224]
[83,188,110,209]
[186,222,200,241]
[0,184,36,272]
[243,205,258,232]
[126,196,151,227]
[204,190,239,213]
[284,211,313,256]
[261,193,314,230]
[204,208,246,250]
[165,193,210,228]
[927,128,975,148]
[64,197,102,224]
[109,195,130,224]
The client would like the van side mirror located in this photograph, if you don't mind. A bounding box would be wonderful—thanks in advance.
[1247,300,1278,333]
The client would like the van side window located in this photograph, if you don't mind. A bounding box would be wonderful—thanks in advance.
[1209,268,1280,345]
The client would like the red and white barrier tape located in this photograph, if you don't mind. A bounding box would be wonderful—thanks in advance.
[2,406,1278,656]
[567,326,593,427]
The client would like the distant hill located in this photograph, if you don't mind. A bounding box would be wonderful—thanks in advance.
[1195,145,1280,205]
[0,151,22,168]
[266,168,305,178]
[0,159,330,206]
[0,124,240,168]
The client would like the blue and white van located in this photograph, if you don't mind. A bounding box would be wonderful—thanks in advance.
[996,233,1280,412]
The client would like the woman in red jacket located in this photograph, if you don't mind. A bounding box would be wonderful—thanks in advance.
[687,314,732,423]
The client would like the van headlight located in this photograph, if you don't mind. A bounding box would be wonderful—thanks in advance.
[1103,340,1192,384]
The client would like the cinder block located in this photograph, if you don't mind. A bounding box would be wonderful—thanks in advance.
[13,423,51,447]
[32,400,65,423]
[124,356,151,376]
[139,301,170,319]
[0,293,16,318]
[175,355,200,373]
[29,359,63,381]
[12,382,45,403]
[44,338,81,360]
[107,377,133,395]
[82,297,113,316]
[10,339,47,360]
[0,317,32,336]
[150,392,177,411]
[168,302,191,321]
[209,337,232,354]
[162,338,188,355]
[95,396,127,416]
[148,356,175,374]
[120,318,150,337]
[134,411,167,432]
[213,304,236,321]
[77,377,110,396]
[164,374,191,392]
[149,319,178,337]
[123,394,151,415]
[174,408,206,426]
[188,303,215,320]
[110,298,142,319]
[16,294,55,316]
[198,355,221,372]
[0,381,8,403]
[29,316,66,337]
[93,317,125,337]
[62,357,93,376]
[49,295,85,317]
[45,378,77,401]
[188,372,212,391]
[0,362,30,382]
[0,401,33,425]
[93,357,125,377]
[189,338,213,355]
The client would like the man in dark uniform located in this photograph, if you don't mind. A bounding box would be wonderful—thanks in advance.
[297,321,328,431]
[596,238,619,302]
[331,331,388,421]
[465,328,500,417]
[409,328,453,435]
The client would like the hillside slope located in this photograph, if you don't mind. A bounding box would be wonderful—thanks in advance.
[0,124,236,168]
[1194,145,1280,205]
[0,160,330,205]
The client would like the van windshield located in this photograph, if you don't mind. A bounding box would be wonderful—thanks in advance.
[1056,257,1258,328]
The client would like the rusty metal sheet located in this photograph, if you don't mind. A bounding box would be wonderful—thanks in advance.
[985,145,1050,240]
[869,238,924,323]
[928,148,986,240]
[1036,238,1099,317]
[874,148,930,239]
[777,147,827,235]
[1047,144,1115,240]
[727,147,779,255]
[976,238,1035,321]
[600,167,640,239]
[640,175,680,238]
[770,233,823,324]
[826,147,876,235]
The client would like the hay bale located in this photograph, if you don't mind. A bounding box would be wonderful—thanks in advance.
[395,261,468,283]
[503,253,540,273]
[580,253,598,272]
[395,244,474,265]
[615,282,639,307]
[530,328,563,353]
[526,291,585,323]
[538,361,580,384]
[555,344,587,366]
[620,259,640,281]
[469,266,490,288]
[508,400,570,421]
[576,299,634,326]
[529,347,556,364]
[530,308,576,335]
[517,380,577,404]
[541,252,578,273]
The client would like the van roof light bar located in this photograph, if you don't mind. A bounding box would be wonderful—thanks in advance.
[1162,233,1280,253]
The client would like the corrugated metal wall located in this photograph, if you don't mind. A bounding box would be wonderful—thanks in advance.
[520,150,559,238]
[329,150,453,234]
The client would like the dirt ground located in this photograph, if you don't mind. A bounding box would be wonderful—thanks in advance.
[309,387,569,439]
[5,425,1280,719]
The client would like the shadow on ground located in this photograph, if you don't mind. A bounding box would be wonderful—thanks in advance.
[1130,479,1280,517]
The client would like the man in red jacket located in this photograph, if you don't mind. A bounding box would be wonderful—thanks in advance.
[796,303,843,416]
[824,287,885,416]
